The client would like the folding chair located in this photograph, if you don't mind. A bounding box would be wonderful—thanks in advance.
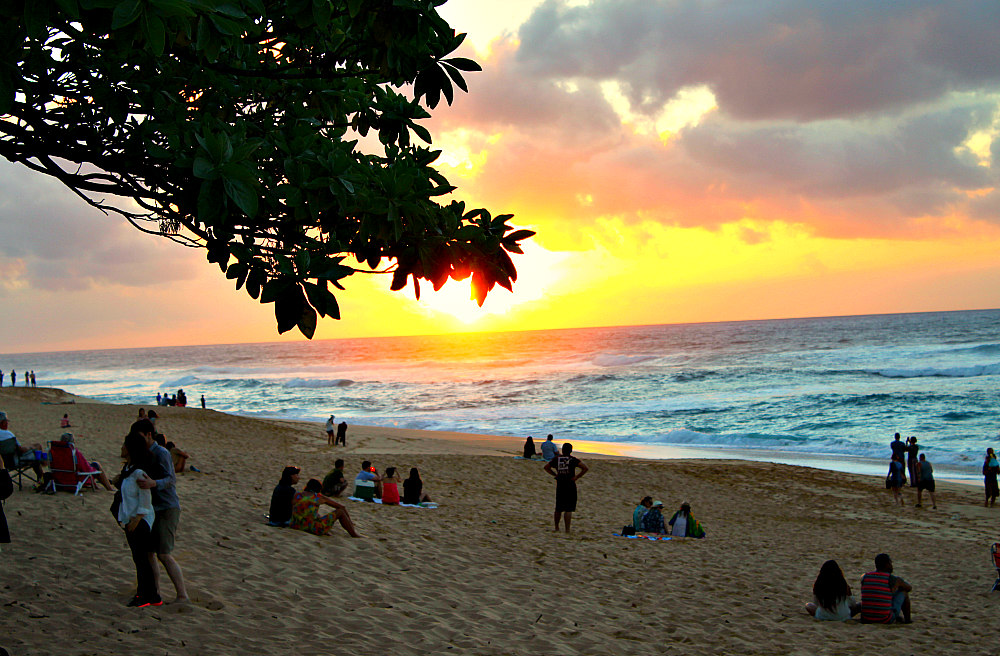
[991,543,1000,592]
[0,438,40,490]
[45,440,97,495]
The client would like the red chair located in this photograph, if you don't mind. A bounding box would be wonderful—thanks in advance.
[45,440,98,495]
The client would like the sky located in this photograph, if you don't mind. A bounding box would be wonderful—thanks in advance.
[3,0,1000,353]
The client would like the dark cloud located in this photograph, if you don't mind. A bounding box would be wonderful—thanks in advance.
[516,0,1000,121]
[0,161,203,291]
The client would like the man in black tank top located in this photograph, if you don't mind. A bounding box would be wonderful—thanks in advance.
[543,442,588,533]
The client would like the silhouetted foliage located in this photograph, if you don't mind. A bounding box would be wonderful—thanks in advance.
[0,0,533,336]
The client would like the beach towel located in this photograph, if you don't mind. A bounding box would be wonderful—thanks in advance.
[513,456,544,461]
[347,497,438,509]
[613,532,673,541]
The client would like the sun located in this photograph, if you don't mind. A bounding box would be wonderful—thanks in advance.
[416,277,512,324]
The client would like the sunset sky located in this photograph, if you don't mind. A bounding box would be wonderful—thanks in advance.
[3,0,1000,353]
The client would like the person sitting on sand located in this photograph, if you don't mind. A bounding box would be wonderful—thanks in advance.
[268,466,300,527]
[321,459,348,497]
[354,460,382,499]
[915,453,937,509]
[290,478,361,537]
[165,441,189,473]
[633,496,653,530]
[540,434,559,461]
[860,553,912,624]
[137,408,147,421]
[60,414,70,428]
[668,502,705,538]
[381,467,402,505]
[402,467,432,505]
[522,436,537,459]
[61,433,114,491]
[805,560,860,620]
[639,500,667,534]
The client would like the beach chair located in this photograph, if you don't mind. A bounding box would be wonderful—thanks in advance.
[353,479,376,502]
[0,438,40,490]
[991,543,1000,592]
[44,440,97,495]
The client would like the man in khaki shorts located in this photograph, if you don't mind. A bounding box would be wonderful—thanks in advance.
[133,419,188,603]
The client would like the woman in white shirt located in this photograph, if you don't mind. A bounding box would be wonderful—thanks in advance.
[805,560,860,620]
[115,431,160,608]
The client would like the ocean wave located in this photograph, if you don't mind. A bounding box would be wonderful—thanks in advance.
[567,373,619,384]
[592,354,659,367]
[939,343,1000,356]
[868,363,1000,378]
[45,378,102,386]
[284,378,356,389]
[671,370,716,383]
[163,375,203,387]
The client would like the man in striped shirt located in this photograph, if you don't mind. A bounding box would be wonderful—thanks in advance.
[861,553,912,624]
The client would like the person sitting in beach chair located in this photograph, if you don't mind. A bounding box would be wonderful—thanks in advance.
[990,543,1000,592]
[290,478,360,537]
[46,434,114,494]
[0,411,45,489]
[353,460,381,501]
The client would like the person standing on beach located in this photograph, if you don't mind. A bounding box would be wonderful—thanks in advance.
[543,443,588,533]
[325,415,336,446]
[1,371,4,387]
[906,436,920,487]
[915,453,937,509]
[887,453,906,506]
[133,419,189,603]
[890,433,907,486]
[200,395,206,409]
[29,371,35,387]
[9,371,14,387]
[336,421,347,446]
[983,448,999,507]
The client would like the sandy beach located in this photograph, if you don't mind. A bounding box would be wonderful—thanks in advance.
[1,386,998,655]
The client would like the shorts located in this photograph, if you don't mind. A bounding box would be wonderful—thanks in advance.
[555,479,577,513]
[151,507,180,554]
[917,479,935,492]
[888,590,907,623]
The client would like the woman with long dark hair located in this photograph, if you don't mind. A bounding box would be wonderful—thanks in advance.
[983,448,999,507]
[115,431,160,607]
[268,466,300,527]
[402,467,432,505]
[805,560,860,620]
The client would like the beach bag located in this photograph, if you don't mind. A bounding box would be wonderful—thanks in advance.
[885,474,893,489]
[622,524,636,536]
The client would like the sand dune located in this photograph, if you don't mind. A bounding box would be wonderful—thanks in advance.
[1,387,997,655]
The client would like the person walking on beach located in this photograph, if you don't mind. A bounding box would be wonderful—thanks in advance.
[915,453,937,509]
[325,415,336,446]
[887,453,906,506]
[133,419,189,603]
[983,448,999,507]
[543,443,588,533]
[336,421,347,446]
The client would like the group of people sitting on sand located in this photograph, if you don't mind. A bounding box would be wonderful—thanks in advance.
[805,554,912,624]
[266,459,434,537]
[349,459,432,505]
[522,434,561,461]
[630,497,706,538]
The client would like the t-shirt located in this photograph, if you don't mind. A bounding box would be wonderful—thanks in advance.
[0,429,18,467]
[322,468,345,494]
[402,478,422,505]
[540,440,558,460]
[549,455,580,481]
[890,440,907,460]
[325,418,335,432]
[919,461,934,481]
[355,470,377,482]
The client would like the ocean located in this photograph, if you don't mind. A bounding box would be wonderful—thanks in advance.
[3,309,999,480]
